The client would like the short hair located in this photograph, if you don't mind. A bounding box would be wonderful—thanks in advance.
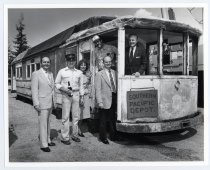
[41,56,51,63]
[129,34,138,40]
[103,55,112,63]
[77,59,89,72]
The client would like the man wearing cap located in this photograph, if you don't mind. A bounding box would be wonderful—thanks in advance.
[125,34,147,76]
[92,35,118,71]
[55,53,84,145]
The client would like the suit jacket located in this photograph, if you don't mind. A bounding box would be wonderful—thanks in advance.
[31,69,55,110]
[125,44,147,75]
[95,69,117,109]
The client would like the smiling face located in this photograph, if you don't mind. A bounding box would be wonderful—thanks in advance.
[66,60,76,69]
[129,35,138,47]
[94,39,103,48]
[41,57,50,71]
[80,62,87,72]
[103,56,112,70]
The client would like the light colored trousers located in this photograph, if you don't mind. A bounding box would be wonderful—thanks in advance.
[61,92,79,141]
[38,109,52,148]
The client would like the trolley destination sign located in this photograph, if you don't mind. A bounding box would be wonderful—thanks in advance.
[127,90,158,119]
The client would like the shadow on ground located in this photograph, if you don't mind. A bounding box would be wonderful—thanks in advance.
[9,124,18,147]
[16,95,33,105]
[116,128,197,145]
[113,128,200,161]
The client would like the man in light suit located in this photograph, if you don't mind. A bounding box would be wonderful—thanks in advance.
[125,34,147,76]
[31,56,56,152]
[95,55,118,144]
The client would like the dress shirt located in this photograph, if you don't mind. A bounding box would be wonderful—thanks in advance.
[41,68,51,83]
[104,68,116,89]
[55,67,84,96]
[129,46,136,57]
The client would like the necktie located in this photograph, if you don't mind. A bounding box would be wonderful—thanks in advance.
[46,71,51,83]
[108,69,116,93]
[130,47,134,62]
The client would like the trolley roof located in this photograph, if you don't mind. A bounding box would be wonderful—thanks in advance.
[63,16,202,46]
[22,16,116,60]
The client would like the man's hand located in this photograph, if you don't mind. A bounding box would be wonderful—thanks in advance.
[132,72,141,77]
[98,103,103,108]
[34,105,41,112]
[60,86,68,93]
[60,87,72,96]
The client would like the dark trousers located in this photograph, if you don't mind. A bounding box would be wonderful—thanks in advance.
[99,93,117,139]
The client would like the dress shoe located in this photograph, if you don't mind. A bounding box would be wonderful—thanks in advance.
[78,133,85,137]
[48,142,56,146]
[72,136,81,142]
[61,140,71,145]
[40,147,51,152]
[100,138,109,144]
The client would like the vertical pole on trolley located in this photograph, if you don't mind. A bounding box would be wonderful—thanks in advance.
[117,27,125,122]
[90,38,96,114]
[183,32,189,75]
[192,37,199,76]
[158,28,163,75]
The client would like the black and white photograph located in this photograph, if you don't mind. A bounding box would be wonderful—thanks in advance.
[4,3,207,165]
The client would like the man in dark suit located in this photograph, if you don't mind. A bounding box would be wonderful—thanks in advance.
[95,55,118,144]
[125,34,147,76]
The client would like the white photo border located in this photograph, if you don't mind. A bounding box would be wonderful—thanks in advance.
[3,2,209,168]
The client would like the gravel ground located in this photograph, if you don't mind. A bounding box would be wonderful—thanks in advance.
[8,92,204,162]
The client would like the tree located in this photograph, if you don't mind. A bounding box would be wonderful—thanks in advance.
[13,14,30,56]
[8,43,15,64]
[8,43,15,78]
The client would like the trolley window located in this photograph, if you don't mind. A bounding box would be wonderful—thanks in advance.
[162,31,184,75]
[26,65,30,78]
[125,29,158,75]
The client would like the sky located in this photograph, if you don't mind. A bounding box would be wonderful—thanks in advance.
[8,8,203,48]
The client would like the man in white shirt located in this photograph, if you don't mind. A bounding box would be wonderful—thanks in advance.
[55,53,84,145]
[31,56,56,152]
[95,55,118,144]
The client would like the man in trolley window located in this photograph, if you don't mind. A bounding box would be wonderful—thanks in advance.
[125,34,147,76]
[92,35,118,72]
[55,53,84,145]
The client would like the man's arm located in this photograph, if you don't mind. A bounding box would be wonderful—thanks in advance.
[55,70,62,90]
[112,45,118,56]
[31,72,40,112]
[55,70,72,95]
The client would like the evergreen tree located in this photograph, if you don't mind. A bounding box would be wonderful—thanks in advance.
[13,14,30,56]
[8,43,15,78]
[8,43,15,64]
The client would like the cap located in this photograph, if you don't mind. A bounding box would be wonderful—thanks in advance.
[65,53,76,61]
[92,35,100,43]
